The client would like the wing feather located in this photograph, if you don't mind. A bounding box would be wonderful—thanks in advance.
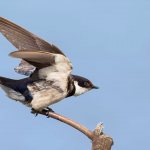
[0,17,66,75]
[0,17,64,55]
[9,50,72,73]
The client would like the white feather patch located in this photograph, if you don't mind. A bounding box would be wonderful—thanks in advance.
[74,81,90,96]
[0,85,25,101]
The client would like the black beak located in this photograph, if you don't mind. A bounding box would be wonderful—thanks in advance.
[92,85,99,89]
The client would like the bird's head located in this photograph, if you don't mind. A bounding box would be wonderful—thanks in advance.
[72,75,99,96]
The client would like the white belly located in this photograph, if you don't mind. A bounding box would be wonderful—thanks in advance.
[27,80,68,111]
[0,76,68,110]
[30,88,67,110]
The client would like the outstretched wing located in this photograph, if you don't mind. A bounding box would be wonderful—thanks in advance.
[0,17,64,54]
[0,17,65,75]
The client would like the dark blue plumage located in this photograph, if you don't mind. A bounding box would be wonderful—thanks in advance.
[0,77,33,101]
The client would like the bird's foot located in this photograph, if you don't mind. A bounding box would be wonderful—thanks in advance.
[46,107,55,112]
[43,107,55,118]
[31,107,54,118]
[31,108,39,117]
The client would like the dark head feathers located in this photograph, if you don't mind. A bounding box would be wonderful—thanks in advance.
[72,75,99,89]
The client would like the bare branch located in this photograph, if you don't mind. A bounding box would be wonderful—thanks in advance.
[38,109,94,140]
[92,123,113,150]
[36,109,113,150]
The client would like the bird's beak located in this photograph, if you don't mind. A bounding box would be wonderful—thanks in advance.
[92,85,99,89]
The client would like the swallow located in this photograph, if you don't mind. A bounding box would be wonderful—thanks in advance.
[0,17,98,112]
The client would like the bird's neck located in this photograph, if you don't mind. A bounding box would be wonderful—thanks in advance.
[66,75,76,97]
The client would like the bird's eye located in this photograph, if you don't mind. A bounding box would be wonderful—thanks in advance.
[84,82,90,87]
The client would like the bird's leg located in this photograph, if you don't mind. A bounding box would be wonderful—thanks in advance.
[43,107,55,118]
[31,107,54,117]
[31,108,39,117]
[46,107,55,112]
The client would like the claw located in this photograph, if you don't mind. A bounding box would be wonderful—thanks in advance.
[31,107,54,118]
[35,113,38,117]
[42,107,54,118]
[31,108,39,117]
[46,107,55,112]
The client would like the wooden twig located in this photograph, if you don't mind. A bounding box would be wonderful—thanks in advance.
[38,109,93,140]
[92,124,113,150]
[37,109,113,150]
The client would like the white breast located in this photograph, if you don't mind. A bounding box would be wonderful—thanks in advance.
[27,80,68,111]
[30,87,67,111]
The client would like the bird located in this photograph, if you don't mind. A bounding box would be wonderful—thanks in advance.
[0,17,98,113]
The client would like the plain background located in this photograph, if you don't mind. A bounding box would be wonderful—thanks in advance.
[0,0,150,149]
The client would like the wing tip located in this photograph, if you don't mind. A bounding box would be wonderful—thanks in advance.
[9,51,18,58]
[0,16,10,24]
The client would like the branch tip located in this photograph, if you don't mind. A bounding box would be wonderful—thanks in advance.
[94,122,104,136]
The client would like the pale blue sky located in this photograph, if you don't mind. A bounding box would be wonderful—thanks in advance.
[0,0,150,149]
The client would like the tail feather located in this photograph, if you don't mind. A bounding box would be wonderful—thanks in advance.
[0,76,33,103]
[0,76,16,87]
